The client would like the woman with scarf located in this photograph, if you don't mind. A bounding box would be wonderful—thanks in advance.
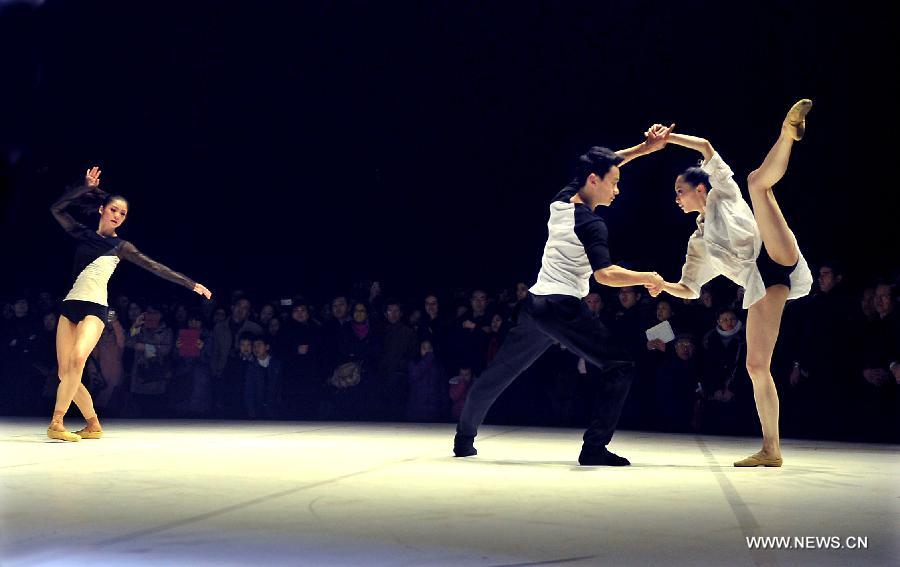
[330,302,382,420]
[700,309,753,434]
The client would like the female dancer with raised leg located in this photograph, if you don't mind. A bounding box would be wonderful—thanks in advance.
[646,100,814,466]
[49,166,212,441]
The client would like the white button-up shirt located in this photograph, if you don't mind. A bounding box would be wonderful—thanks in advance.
[678,152,812,309]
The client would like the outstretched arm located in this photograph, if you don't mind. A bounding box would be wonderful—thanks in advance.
[50,166,104,235]
[615,123,675,166]
[646,281,695,299]
[118,241,212,299]
[665,133,715,163]
[646,235,716,299]
[595,265,664,288]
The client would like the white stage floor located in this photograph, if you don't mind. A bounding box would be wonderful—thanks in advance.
[1,419,897,566]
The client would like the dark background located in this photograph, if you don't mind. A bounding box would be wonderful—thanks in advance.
[1,0,896,303]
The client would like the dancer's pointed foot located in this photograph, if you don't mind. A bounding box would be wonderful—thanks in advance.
[783,98,812,141]
[78,416,103,438]
[74,427,103,439]
[734,450,783,467]
[48,411,80,441]
[47,428,81,442]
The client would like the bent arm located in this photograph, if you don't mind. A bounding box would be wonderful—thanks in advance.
[50,184,95,235]
[112,320,126,350]
[614,142,655,167]
[118,241,196,290]
[666,133,715,163]
[594,264,660,288]
[616,122,674,166]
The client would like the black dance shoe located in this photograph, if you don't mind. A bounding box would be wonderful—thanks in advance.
[578,445,630,466]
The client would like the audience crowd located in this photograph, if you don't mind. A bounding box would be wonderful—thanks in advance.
[2,261,897,442]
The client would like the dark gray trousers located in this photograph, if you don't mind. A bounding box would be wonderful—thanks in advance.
[457,293,634,448]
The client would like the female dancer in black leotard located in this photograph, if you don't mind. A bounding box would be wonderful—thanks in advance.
[48,166,212,441]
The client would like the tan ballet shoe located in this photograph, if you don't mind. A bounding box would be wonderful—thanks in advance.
[783,98,812,141]
[47,428,81,442]
[734,451,783,467]
[74,428,103,439]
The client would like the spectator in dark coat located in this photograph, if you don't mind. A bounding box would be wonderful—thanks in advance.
[407,340,445,422]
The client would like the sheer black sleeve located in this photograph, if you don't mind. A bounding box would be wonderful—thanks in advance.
[118,241,196,290]
[49,184,95,236]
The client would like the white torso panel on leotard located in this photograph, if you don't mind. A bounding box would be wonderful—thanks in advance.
[51,184,196,307]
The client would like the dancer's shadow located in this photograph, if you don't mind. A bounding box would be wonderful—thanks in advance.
[454,458,728,471]
[0,437,68,443]
[627,463,717,470]
[448,457,577,468]
[486,459,578,468]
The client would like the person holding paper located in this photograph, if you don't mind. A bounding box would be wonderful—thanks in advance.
[644,101,814,467]
[646,300,677,353]
[454,128,672,466]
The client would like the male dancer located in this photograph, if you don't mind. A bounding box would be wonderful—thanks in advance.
[454,127,672,465]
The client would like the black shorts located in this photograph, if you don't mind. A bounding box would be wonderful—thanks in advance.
[756,244,797,290]
[60,300,108,325]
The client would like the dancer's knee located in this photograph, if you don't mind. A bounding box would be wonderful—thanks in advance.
[767,244,800,267]
[771,249,800,268]
[747,170,770,195]
[68,349,91,373]
[746,358,772,381]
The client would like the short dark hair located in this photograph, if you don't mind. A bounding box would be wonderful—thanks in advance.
[675,333,696,345]
[573,146,624,187]
[253,335,270,346]
[819,260,844,276]
[237,332,256,344]
[679,166,711,191]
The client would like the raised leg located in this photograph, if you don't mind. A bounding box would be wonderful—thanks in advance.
[746,100,811,266]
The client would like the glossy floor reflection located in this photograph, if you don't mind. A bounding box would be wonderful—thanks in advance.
[1,419,896,566]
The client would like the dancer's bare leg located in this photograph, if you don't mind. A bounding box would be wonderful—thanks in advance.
[52,316,104,435]
[746,99,811,266]
[737,100,811,465]
[744,285,790,461]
